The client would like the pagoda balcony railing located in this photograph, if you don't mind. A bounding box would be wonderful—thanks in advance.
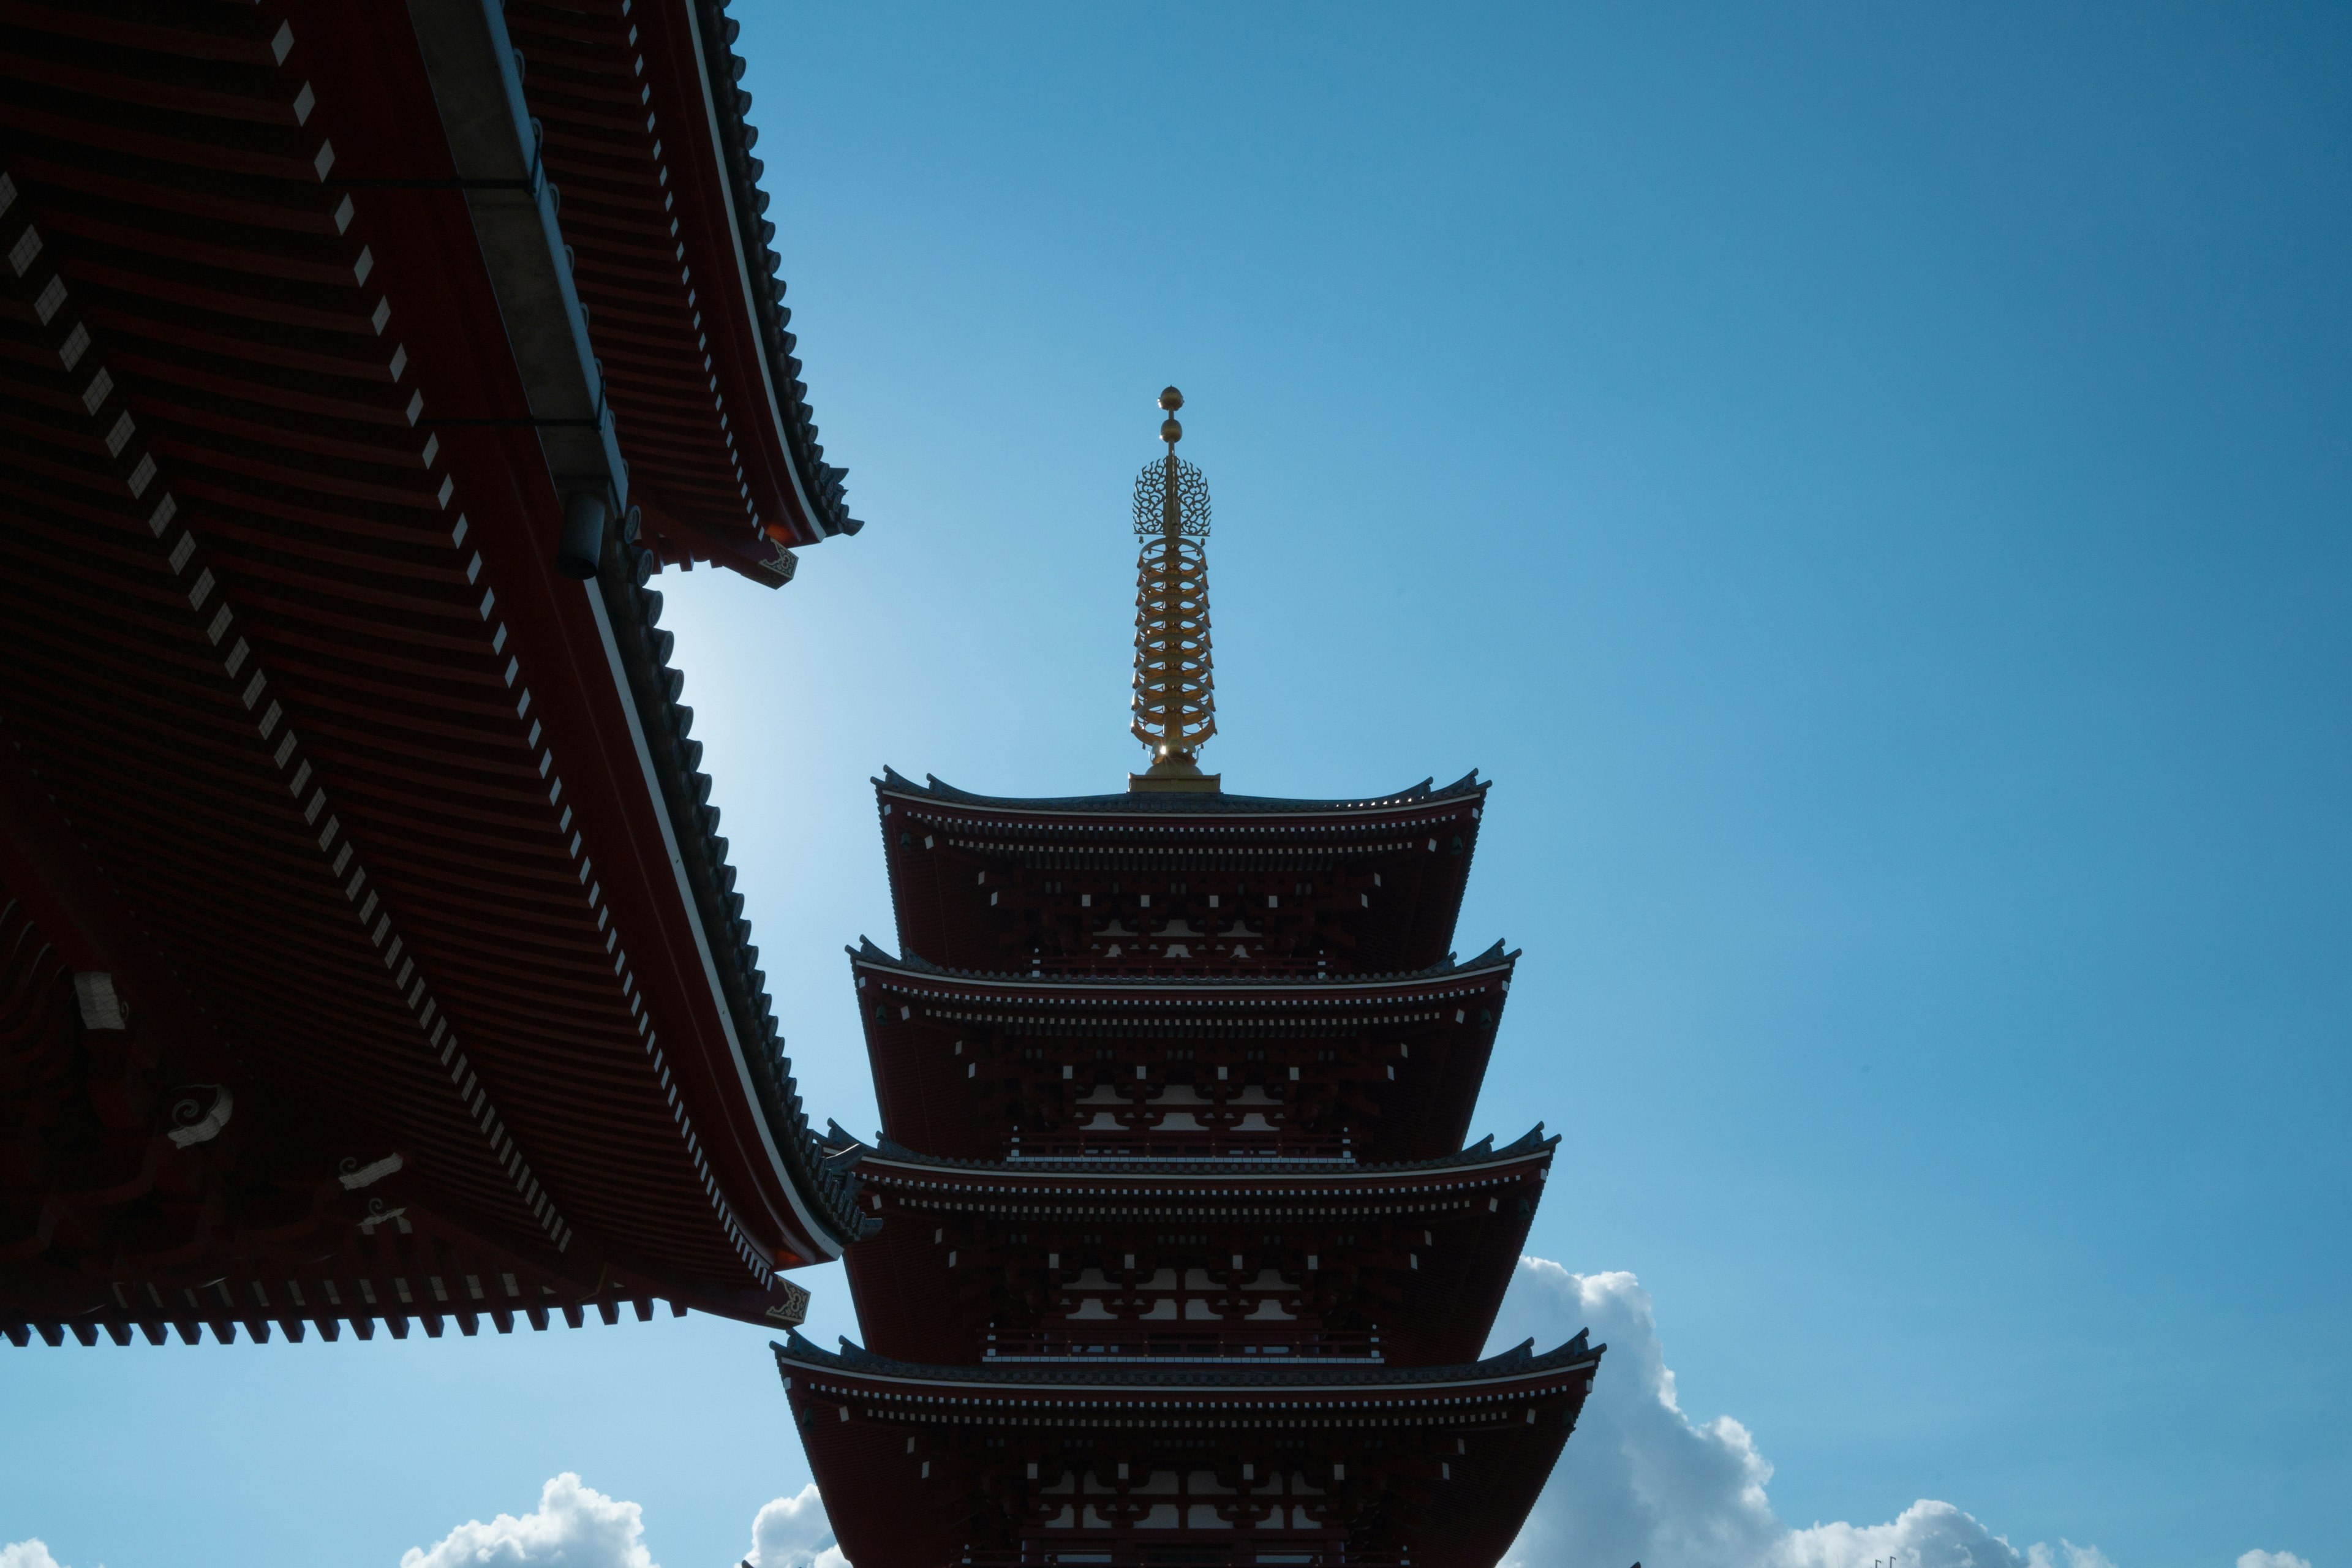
[960,1543,1401,1568]
[1007,1131,1353,1163]
[982,1326,1382,1364]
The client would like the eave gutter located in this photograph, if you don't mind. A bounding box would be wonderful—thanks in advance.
[405,0,628,518]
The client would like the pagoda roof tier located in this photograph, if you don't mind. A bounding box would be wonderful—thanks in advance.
[775,1330,1599,1568]
[876,769,1489,975]
[854,937,1514,992]
[841,1124,1556,1185]
[880,767,1490,820]
[831,1129,1555,1367]
[777,1324,1599,1390]
[850,943,1515,1163]
[0,0,864,1342]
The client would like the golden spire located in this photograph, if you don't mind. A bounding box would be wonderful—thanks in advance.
[1128,385,1221,793]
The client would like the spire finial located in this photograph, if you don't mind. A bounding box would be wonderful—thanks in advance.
[1128,385,1219,793]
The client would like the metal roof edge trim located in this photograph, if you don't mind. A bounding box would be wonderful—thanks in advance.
[586,574,855,1259]
[680,0,859,541]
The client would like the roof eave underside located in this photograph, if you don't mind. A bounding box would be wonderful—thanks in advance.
[674,0,856,541]
[502,0,858,564]
[401,0,863,1259]
[0,0,859,1292]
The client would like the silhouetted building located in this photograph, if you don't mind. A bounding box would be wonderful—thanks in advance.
[780,394,1598,1567]
[0,0,867,1346]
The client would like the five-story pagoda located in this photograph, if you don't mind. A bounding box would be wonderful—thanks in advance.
[778,391,1599,1567]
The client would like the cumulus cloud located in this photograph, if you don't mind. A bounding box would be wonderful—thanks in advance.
[399,1473,654,1568]
[741,1483,846,1568]
[1490,1259,2117,1568]
[1,1543,82,1568]
[385,1343,2307,1568]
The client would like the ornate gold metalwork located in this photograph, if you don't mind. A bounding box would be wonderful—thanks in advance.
[1128,386,1220,792]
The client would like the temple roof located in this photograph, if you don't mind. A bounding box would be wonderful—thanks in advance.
[848,936,1516,990]
[831,1125,1557,1183]
[775,1327,1602,1391]
[674,0,861,543]
[508,0,860,570]
[0,0,865,1341]
[612,576,868,1250]
[877,767,1488,820]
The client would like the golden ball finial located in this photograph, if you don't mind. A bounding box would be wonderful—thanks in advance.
[1161,417,1183,445]
[1159,386,1184,412]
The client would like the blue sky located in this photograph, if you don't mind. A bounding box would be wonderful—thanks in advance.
[4,7,2346,1568]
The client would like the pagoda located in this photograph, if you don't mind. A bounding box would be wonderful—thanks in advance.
[777,391,1599,1567]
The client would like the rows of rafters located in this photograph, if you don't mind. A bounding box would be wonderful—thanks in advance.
[0,0,794,1298]
[498,0,861,565]
[508,2,755,528]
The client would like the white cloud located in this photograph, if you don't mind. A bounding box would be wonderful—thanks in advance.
[399,1473,655,1568]
[1489,1259,2119,1568]
[382,1362,2305,1568]
[742,1484,846,1568]
[2023,1545,2121,1568]
[1,1543,82,1568]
